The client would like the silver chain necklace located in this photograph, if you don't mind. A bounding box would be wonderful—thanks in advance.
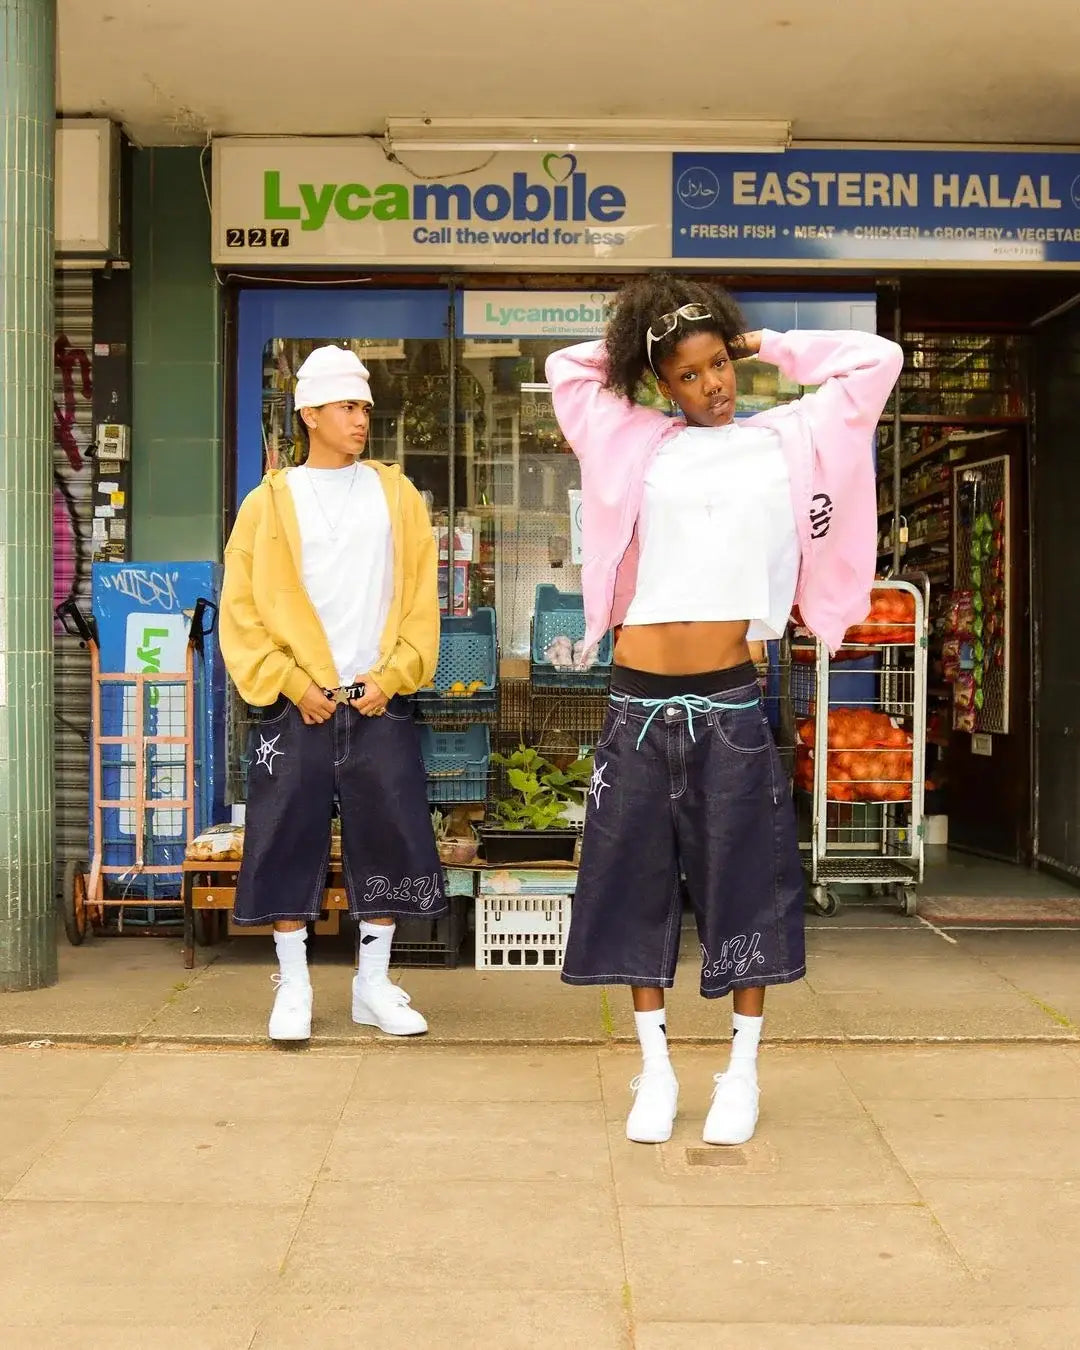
[303,462,359,539]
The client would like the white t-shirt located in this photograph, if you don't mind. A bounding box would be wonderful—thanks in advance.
[287,463,394,685]
[622,422,800,642]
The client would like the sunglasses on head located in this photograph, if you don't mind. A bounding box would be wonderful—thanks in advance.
[645,303,713,377]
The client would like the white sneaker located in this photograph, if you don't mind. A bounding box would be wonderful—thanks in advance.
[351,976,428,1036]
[268,974,313,1042]
[626,1067,679,1144]
[703,1070,760,1145]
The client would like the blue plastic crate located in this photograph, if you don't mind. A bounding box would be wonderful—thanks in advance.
[790,650,882,718]
[416,607,497,713]
[530,585,613,689]
[419,724,490,804]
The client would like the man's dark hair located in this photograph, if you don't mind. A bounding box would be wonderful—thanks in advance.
[603,273,748,399]
[293,409,310,461]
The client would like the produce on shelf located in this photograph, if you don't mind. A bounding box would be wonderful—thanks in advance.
[793,587,916,662]
[842,588,917,647]
[795,708,913,803]
[186,823,244,862]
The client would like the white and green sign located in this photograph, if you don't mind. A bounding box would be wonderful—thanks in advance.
[212,137,670,267]
[461,290,615,338]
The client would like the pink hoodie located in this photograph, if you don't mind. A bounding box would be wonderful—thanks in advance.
[545,329,904,654]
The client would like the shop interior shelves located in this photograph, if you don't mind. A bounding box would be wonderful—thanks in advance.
[878,482,952,517]
[530,584,613,690]
[420,724,490,804]
[416,607,497,716]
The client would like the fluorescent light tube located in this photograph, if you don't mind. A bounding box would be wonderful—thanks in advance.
[386,118,791,154]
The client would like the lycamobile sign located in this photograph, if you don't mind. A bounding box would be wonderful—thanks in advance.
[263,153,627,232]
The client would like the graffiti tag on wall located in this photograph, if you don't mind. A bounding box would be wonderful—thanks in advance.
[53,333,93,629]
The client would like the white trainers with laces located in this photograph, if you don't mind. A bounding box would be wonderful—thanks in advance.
[626,1068,679,1144]
[268,975,313,1042]
[703,1070,760,1145]
[351,976,429,1036]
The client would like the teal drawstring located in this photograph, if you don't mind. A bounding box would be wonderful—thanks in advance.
[621,693,761,751]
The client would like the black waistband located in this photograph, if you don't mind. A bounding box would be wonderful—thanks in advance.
[610,662,758,700]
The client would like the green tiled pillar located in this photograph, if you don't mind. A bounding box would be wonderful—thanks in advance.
[0,0,58,990]
[132,148,223,562]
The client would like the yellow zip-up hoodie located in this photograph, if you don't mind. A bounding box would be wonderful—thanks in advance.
[220,460,439,707]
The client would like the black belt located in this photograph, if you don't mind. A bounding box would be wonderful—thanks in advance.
[322,683,366,705]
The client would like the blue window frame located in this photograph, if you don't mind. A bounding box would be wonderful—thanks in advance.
[234,288,449,504]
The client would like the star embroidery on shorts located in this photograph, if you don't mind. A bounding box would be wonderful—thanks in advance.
[255,733,284,776]
[588,760,611,809]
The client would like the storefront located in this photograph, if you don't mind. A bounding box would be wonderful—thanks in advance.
[209,136,1080,898]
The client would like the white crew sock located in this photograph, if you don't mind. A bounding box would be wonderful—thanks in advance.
[728,1012,764,1080]
[634,1008,672,1075]
[357,921,395,985]
[274,927,310,985]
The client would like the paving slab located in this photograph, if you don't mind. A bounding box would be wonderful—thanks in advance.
[918,1180,1080,1309]
[0,1199,301,1324]
[0,941,210,1041]
[621,1203,981,1323]
[834,1043,1080,1100]
[0,1323,257,1349]
[8,1115,336,1206]
[85,1047,358,1121]
[254,1291,631,1350]
[1,1041,1078,1338]
[606,1113,918,1209]
[863,1097,1080,1182]
[1007,1308,1080,1349]
[0,1045,125,1097]
[5,926,1079,1047]
[283,1179,624,1294]
[635,1325,1016,1350]
[816,988,1071,1041]
[342,1045,601,1104]
[323,1100,611,1185]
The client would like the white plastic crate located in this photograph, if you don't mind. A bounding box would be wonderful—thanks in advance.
[475,892,572,970]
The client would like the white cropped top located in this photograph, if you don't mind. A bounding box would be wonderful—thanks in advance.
[622,422,800,642]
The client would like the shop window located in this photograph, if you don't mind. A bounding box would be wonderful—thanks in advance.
[260,336,452,511]
[456,339,583,657]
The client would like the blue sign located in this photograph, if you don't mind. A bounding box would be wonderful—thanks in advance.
[672,148,1080,267]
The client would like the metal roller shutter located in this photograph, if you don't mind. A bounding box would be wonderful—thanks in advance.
[53,270,95,891]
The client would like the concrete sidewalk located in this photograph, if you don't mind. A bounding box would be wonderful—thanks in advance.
[1,1039,1078,1347]
[1,913,1077,1047]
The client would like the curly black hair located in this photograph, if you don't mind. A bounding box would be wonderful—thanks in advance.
[603,273,748,399]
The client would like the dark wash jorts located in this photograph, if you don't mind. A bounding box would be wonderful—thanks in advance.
[562,671,806,999]
[233,695,446,926]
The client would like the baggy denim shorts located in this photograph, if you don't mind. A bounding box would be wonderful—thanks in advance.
[562,679,806,999]
[233,695,447,926]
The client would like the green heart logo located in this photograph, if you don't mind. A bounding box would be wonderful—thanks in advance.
[543,153,578,183]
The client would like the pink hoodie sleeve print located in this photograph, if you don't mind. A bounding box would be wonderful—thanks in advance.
[758,328,904,652]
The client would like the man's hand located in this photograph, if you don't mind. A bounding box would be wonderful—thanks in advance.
[350,676,390,718]
[297,682,336,726]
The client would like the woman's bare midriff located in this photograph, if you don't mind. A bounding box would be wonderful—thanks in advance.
[614,620,754,676]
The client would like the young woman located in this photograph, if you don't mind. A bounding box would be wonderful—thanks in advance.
[546,276,902,1146]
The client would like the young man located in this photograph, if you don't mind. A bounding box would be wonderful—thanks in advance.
[220,345,444,1042]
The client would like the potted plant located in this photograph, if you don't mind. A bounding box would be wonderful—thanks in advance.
[480,746,593,866]
[431,808,478,867]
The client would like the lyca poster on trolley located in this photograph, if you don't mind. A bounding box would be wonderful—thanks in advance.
[671,147,1080,268]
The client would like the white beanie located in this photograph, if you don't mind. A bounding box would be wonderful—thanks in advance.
[294,345,374,411]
